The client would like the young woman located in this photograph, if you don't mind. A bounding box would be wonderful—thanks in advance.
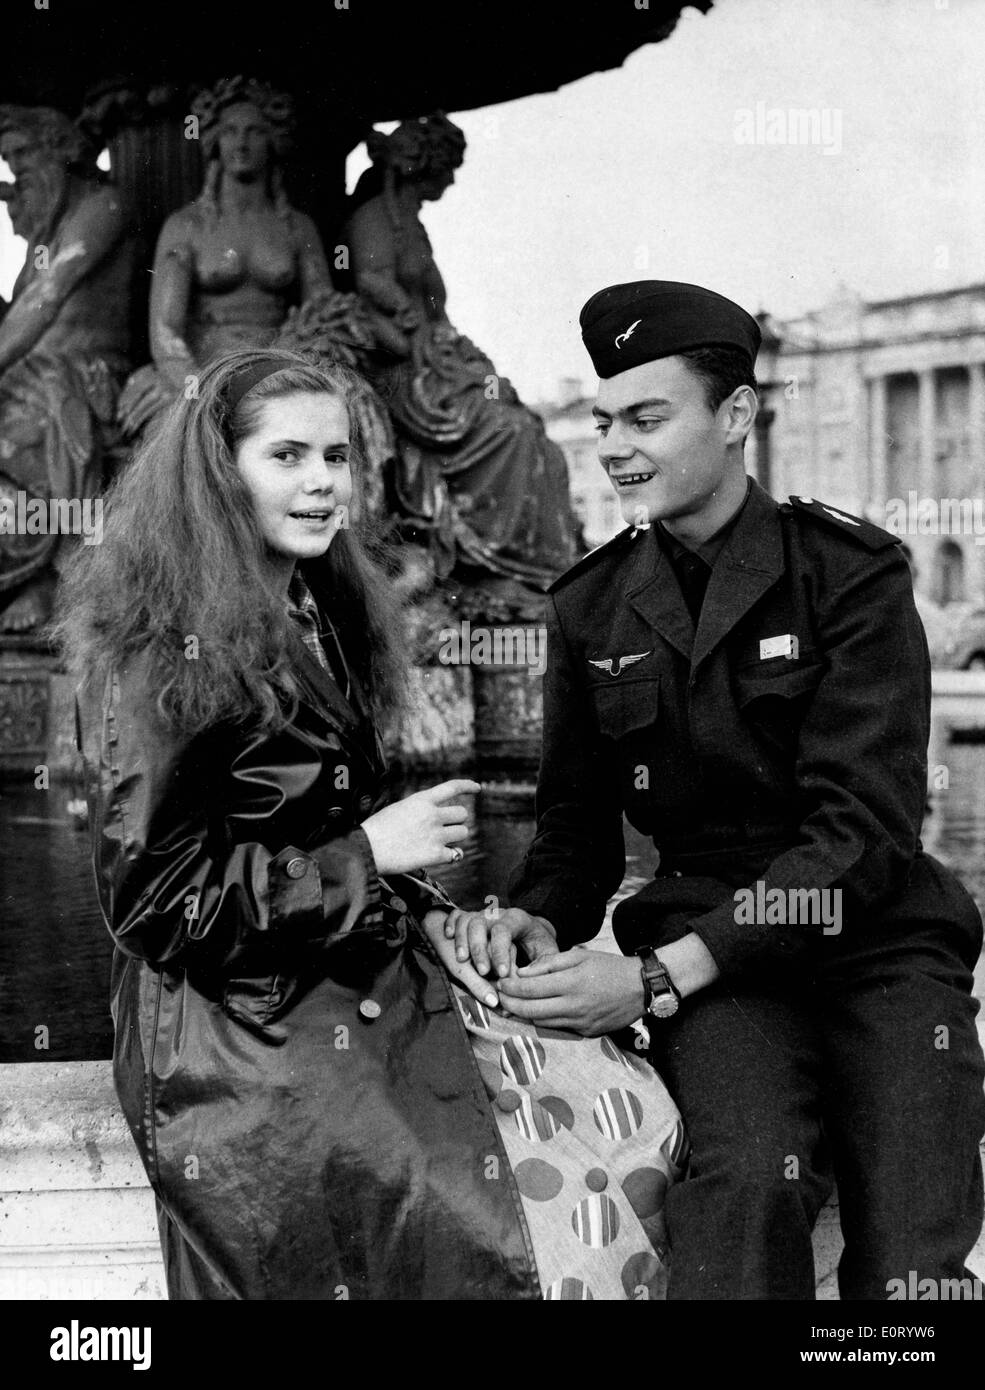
[58,347,685,1300]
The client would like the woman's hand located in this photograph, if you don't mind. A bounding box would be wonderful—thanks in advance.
[444,905,558,978]
[361,779,480,875]
[421,909,501,1010]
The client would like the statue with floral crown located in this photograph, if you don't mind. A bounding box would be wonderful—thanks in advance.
[118,77,329,435]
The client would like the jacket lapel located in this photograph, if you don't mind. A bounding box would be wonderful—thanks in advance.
[691,479,785,671]
[625,526,694,663]
[289,631,383,771]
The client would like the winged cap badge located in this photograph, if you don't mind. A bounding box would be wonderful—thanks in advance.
[588,650,653,678]
[614,318,642,349]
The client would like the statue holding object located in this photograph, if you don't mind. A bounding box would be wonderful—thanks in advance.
[0,106,135,633]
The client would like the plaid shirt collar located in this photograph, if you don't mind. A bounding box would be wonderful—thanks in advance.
[286,569,329,672]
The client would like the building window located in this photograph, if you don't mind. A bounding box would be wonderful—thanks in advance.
[933,539,965,606]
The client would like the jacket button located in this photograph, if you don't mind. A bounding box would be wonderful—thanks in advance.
[389,896,407,914]
[359,999,382,1020]
[326,806,343,819]
[285,856,308,879]
[358,794,373,815]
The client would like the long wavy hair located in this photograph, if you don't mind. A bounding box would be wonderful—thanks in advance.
[54,348,407,734]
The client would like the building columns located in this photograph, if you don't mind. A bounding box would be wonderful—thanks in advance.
[967,361,985,481]
[917,368,937,499]
[868,374,888,511]
[968,361,985,604]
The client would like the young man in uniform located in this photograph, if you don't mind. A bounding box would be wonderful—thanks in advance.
[445,280,985,1300]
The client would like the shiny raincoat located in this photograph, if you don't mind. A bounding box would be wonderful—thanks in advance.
[77,633,541,1300]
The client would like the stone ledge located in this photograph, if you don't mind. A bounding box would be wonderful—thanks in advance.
[0,1060,980,1300]
[0,1062,164,1300]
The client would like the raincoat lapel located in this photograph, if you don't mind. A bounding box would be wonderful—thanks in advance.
[289,631,384,772]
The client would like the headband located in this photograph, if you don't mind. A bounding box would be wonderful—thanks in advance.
[222,358,289,415]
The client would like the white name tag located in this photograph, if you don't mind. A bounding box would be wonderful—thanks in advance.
[760,634,796,660]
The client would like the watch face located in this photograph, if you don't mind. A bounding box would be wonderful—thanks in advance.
[649,992,679,1019]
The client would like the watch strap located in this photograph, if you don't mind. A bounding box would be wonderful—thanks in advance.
[637,947,682,1002]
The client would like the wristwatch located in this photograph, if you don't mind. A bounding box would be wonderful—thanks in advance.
[637,948,682,1019]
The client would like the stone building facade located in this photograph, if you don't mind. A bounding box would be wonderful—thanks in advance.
[538,378,622,550]
[757,284,985,608]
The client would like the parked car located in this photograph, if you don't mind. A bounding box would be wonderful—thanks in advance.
[940,605,985,671]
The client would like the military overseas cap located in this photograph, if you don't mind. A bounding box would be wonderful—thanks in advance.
[580,279,762,379]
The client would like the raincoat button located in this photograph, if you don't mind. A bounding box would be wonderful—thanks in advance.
[390,896,407,914]
[286,856,308,879]
[359,998,382,1020]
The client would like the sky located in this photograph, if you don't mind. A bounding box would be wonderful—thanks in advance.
[3,0,984,404]
[400,0,985,401]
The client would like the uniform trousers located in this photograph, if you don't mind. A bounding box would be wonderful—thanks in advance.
[647,858,985,1300]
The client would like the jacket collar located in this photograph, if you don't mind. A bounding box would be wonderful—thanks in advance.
[626,477,784,670]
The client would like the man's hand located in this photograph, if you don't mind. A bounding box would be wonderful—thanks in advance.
[496,947,645,1037]
[421,909,502,1010]
[444,906,559,979]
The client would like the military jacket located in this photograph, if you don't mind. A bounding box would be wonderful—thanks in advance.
[510,478,949,974]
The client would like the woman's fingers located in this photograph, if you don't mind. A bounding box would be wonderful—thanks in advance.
[488,921,516,979]
[438,804,468,824]
[428,779,481,803]
[467,914,493,976]
[454,910,474,960]
[448,956,500,1010]
[422,913,499,1008]
[443,823,469,844]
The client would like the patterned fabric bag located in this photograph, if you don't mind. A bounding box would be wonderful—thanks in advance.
[453,984,689,1300]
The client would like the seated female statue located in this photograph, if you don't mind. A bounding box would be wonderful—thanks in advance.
[344,114,583,595]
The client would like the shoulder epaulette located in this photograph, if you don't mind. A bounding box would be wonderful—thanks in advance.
[783,495,899,551]
[547,525,641,595]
